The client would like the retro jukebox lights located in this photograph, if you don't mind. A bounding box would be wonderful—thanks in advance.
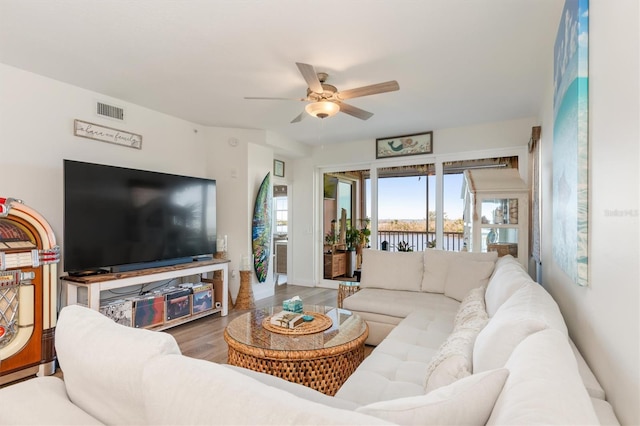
[0,198,60,384]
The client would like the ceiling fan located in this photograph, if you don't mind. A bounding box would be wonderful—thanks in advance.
[245,62,400,123]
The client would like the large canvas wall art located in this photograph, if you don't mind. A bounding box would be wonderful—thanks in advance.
[252,172,273,283]
[552,0,589,286]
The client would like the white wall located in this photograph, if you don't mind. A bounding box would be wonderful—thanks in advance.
[311,117,537,167]
[289,156,317,287]
[0,63,209,262]
[248,142,277,300]
[0,64,282,307]
[539,1,639,424]
[204,130,301,302]
[205,127,258,302]
[288,117,537,287]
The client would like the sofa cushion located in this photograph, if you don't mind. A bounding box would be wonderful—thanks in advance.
[342,288,460,320]
[424,291,488,392]
[421,249,497,296]
[569,338,607,400]
[487,329,599,425]
[356,368,508,425]
[591,397,620,425]
[360,250,424,291]
[142,354,389,425]
[347,310,402,346]
[55,304,181,425]
[335,309,456,405]
[224,365,361,411]
[0,376,102,425]
[445,260,495,302]
[473,283,568,373]
[484,255,531,316]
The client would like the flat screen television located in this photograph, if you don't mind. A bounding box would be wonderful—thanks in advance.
[63,160,216,275]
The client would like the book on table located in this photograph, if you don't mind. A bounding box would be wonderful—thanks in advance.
[270,311,305,329]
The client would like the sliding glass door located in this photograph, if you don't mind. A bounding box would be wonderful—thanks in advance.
[320,155,519,281]
[371,164,434,252]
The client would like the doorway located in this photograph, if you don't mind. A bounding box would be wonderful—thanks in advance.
[273,185,287,285]
[322,170,369,281]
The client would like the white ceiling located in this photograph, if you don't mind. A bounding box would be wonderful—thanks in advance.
[0,0,563,146]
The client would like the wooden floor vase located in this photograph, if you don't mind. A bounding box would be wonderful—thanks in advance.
[236,270,255,310]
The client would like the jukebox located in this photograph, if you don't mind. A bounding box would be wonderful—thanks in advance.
[0,197,60,384]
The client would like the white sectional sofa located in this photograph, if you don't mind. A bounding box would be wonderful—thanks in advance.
[337,250,619,425]
[0,304,386,426]
[0,250,620,425]
[342,249,499,346]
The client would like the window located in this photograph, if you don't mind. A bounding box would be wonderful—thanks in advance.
[320,155,520,281]
[373,165,433,251]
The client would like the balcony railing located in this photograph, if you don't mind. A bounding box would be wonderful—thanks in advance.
[376,230,464,252]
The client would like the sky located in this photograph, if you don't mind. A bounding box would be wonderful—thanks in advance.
[366,174,465,220]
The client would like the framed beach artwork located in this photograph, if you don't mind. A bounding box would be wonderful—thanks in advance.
[552,0,589,286]
[376,131,433,159]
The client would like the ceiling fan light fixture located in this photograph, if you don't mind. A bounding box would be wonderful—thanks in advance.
[305,101,340,119]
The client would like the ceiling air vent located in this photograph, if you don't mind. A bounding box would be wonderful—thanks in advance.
[96,102,124,121]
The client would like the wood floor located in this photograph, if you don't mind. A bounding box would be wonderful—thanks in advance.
[166,284,342,364]
[14,284,369,386]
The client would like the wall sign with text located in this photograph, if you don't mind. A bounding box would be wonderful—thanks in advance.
[74,119,142,149]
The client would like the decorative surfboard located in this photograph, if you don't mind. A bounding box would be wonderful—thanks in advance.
[252,172,272,283]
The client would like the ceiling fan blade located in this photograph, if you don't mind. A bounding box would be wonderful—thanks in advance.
[291,111,307,123]
[337,80,400,100]
[296,62,323,94]
[337,102,374,120]
[244,96,307,101]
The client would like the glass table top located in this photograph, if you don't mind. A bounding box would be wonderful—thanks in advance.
[225,305,366,352]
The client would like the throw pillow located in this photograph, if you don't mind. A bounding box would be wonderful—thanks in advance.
[453,286,487,329]
[357,368,509,425]
[424,318,487,392]
[425,353,472,392]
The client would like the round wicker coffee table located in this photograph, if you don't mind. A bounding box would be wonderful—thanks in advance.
[224,305,368,396]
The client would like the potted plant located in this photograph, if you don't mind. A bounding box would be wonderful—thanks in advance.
[348,219,371,269]
[324,231,336,253]
[345,227,361,251]
[357,218,371,248]
[396,241,414,252]
[344,227,364,278]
